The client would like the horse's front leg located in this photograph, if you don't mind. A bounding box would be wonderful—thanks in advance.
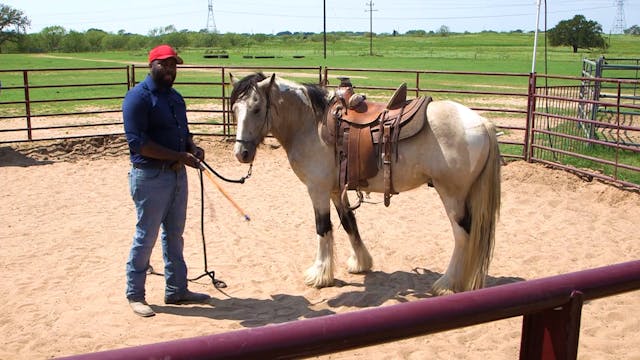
[331,192,373,274]
[303,191,336,288]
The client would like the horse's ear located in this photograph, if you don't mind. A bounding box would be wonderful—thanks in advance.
[269,73,276,88]
[258,73,277,92]
[229,73,238,86]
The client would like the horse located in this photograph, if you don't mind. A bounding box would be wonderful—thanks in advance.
[229,72,501,295]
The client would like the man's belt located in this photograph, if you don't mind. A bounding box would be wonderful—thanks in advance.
[132,161,182,171]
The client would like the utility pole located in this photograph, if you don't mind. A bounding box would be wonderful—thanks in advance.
[365,1,377,56]
[323,0,327,59]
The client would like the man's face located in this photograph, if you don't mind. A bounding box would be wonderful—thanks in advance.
[150,58,178,89]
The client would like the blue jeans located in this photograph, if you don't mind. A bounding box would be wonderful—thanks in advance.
[126,166,189,301]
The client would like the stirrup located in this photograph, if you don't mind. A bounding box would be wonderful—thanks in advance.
[341,187,364,211]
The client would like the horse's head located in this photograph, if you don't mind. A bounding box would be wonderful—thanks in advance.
[230,72,276,163]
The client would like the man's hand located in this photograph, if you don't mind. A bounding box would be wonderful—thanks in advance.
[179,152,202,169]
[192,146,205,161]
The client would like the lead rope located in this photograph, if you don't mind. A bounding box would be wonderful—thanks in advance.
[187,167,227,288]
[188,160,252,287]
[148,162,252,288]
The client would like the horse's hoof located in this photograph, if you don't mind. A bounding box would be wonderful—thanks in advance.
[347,255,373,274]
[304,278,334,288]
[304,268,334,288]
[431,276,456,296]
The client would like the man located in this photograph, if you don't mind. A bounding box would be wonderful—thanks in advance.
[122,44,210,317]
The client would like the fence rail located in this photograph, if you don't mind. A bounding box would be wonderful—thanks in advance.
[0,66,638,189]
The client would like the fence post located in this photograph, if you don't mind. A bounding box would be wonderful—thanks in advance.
[524,72,537,161]
[519,290,584,360]
[614,81,622,181]
[323,66,328,86]
[126,65,131,91]
[130,64,136,88]
[221,68,228,137]
[22,70,32,141]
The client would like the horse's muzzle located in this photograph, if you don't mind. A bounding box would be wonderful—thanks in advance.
[234,139,256,163]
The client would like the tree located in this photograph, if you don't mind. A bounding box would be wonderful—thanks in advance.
[548,15,607,53]
[625,25,640,35]
[437,25,450,37]
[406,30,427,36]
[40,25,66,51]
[85,29,108,51]
[0,4,31,51]
[61,30,89,52]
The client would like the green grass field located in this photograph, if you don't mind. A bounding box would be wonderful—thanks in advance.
[3,32,639,74]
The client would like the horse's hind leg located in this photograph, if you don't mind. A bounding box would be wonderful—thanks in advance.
[432,193,470,295]
[331,193,373,274]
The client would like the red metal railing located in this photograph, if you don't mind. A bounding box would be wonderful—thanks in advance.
[1,66,638,189]
[528,73,640,189]
[0,67,130,142]
[56,260,640,360]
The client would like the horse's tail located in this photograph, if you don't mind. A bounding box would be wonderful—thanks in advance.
[464,120,501,290]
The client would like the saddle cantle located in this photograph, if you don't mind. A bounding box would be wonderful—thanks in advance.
[321,78,431,208]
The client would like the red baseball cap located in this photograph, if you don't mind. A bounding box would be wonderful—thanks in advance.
[148,44,184,64]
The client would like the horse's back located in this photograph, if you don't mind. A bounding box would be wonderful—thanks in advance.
[427,100,487,133]
[421,100,493,187]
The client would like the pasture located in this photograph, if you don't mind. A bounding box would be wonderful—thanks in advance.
[1,136,639,359]
[3,32,640,74]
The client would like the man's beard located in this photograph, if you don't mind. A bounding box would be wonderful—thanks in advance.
[152,71,175,89]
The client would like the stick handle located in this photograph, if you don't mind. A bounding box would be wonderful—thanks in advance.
[201,166,251,221]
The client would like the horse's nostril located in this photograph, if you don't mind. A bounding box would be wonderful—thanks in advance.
[242,150,250,161]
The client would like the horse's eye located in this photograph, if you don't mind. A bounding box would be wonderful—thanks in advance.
[252,107,261,114]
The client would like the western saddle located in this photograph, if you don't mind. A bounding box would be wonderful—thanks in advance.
[321,77,431,208]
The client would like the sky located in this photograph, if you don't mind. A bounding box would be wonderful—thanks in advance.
[4,0,639,36]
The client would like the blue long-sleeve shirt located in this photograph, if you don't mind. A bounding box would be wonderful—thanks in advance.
[122,74,191,166]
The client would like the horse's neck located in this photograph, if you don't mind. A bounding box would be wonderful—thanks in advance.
[270,92,321,150]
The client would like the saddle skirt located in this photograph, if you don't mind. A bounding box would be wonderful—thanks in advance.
[320,82,431,207]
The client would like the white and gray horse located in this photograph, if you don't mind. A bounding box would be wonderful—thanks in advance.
[230,72,501,295]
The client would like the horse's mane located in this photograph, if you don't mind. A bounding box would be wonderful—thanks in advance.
[229,72,267,107]
[230,72,328,118]
[301,83,328,118]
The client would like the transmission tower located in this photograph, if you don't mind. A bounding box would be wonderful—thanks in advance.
[206,0,217,33]
[612,0,626,34]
